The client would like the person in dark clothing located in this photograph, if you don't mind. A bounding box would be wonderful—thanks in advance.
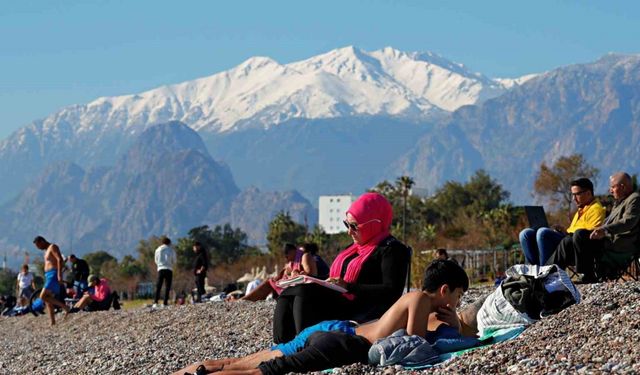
[300,243,330,280]
[272,192,410,344]
[68,254,90,298]
[193,241,209,302]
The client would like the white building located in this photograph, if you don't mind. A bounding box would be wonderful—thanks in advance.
[318,195,357,234]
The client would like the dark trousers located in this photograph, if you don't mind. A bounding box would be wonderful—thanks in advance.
[273,284,352,344]
[546,229,604,277]
[154,269,173,305]
[258,331,371,375]
[195,273,206,302]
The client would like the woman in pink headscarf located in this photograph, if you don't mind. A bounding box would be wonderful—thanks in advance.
[273,192,410,343]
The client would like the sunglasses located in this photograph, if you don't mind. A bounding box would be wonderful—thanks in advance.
[343,218,382,232]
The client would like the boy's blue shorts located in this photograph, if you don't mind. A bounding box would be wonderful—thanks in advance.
[271,320,357,356]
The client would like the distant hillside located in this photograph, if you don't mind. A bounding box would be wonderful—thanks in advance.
[392,53,640,202]
[0,122,314,259]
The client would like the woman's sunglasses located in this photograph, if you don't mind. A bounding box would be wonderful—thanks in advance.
[343,219,381,232]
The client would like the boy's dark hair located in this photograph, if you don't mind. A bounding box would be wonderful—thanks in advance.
[161,236,171,245]
[570,178,594,193]
[283,243,297,255]
[301,243,319,255]
[421,259,469,292]
[33,235,46,244]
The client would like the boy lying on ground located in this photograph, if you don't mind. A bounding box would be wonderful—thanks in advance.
[173,259,470,375]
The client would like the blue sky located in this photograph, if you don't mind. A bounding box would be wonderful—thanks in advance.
[0,0,638,138]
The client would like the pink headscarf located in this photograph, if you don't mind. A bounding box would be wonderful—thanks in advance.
[329,192,393,283]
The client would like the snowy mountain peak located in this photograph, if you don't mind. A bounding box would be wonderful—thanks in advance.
[15,46,524,135]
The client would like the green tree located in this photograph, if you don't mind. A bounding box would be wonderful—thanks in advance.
[134,236,163,280]
[534,154,599,212]
[84,250,118,276]
[266,211,307,255]
[0,268,18,296]
[175,224,253,268]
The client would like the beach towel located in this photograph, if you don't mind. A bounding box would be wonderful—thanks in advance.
[368,325,525,369]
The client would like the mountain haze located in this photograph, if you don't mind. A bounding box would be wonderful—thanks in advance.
[0,122,314,259]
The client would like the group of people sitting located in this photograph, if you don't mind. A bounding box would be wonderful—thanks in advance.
[174,192,461,375]
[170,171,636,374]
[238,242,330,302]
[7,246,120,320]
[520,171,639,283]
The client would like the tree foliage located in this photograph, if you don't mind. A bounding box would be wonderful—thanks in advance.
[84,250,118,276]
[174,224,254,268]
[534,154,599,212]
[0,268,18,296]
[266,211,307,255]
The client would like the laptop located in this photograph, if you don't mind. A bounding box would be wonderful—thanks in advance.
[524,206,550,230]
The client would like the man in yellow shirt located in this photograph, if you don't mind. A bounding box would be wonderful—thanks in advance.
[519,178,605,266]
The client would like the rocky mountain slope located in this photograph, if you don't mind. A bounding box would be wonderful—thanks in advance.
[0,122,314,258]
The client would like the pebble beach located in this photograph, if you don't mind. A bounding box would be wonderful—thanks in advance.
[1,282,639,374]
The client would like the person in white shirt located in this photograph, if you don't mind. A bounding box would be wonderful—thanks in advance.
[154,236,177,307]
[16,264,35,307]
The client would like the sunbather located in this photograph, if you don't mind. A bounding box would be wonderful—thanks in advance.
[239,243,318,302]
[172,259,469,375]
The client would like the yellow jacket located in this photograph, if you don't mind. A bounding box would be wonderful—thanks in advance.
[566,200,606,233]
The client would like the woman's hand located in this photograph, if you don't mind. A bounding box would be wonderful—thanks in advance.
[326,277,347,289]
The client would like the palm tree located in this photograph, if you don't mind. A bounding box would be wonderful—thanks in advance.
[396,176,415,243]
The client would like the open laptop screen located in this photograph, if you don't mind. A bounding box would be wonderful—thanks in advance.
[524,205,549,230]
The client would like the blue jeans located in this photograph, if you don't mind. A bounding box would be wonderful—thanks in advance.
[519,227,566,266]
[74,280,88,298]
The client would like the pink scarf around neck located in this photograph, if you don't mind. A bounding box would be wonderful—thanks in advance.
[329,192,393,284]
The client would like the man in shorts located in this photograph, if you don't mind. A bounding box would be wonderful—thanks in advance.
[33,236,70,325]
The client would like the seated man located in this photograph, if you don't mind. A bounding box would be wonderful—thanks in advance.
[172,259,469,375]
[70,275,112,312]
[520,178,605,266]
[547,172,640,283]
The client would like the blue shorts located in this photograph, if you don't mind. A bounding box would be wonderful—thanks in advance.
[271,320,356,356]
[43,269,60,296]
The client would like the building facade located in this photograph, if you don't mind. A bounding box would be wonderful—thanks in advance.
[318,195,357,234]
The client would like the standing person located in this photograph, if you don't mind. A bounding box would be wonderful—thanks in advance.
[32,236,70,325]
[16,264,35,307]
[272,192,410,344]
[193,241,209,303]
[520,178,605,266]
[154,236,176,308]
[68,254,90,298]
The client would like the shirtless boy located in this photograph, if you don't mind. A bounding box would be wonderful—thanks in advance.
[33,236,70,325]
[173,259,469,375]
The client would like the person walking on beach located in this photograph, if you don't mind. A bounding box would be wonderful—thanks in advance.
[192,241,209,303]
[154,236,176,308]
[32,236,70,325]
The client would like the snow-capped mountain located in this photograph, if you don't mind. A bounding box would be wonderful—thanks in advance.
[0,46,525,202]
[31,46,516,135]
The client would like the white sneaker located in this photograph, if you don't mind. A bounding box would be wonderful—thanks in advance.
[151,303,159,309]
